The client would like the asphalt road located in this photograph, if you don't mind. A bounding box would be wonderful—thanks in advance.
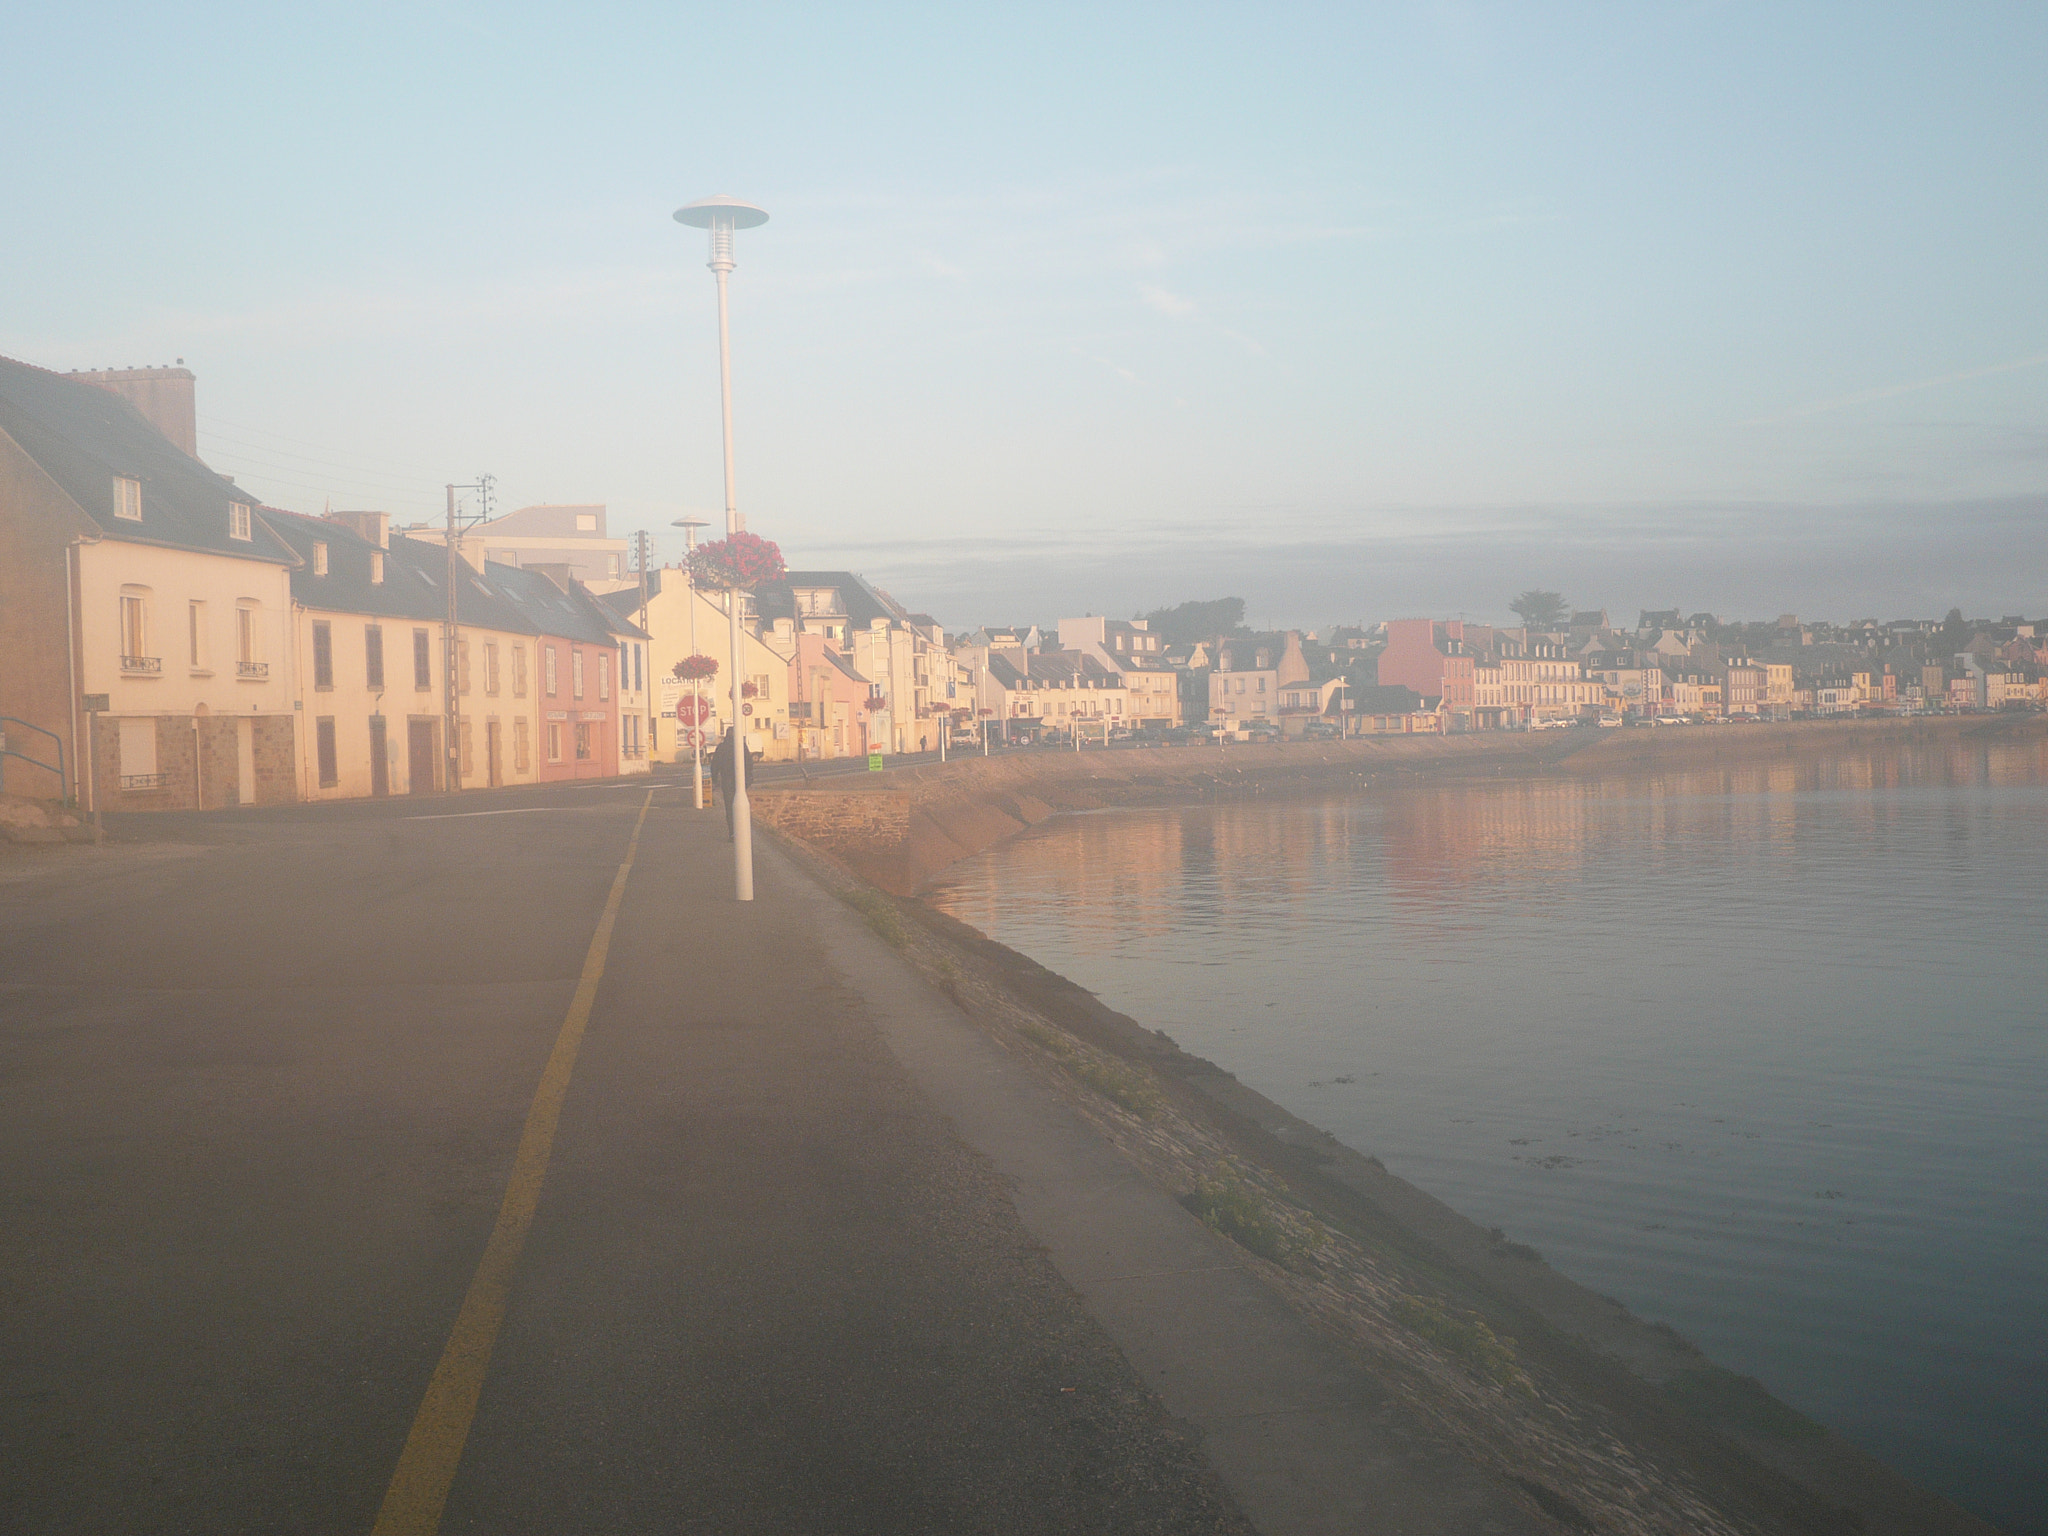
[0,776,1246,1534]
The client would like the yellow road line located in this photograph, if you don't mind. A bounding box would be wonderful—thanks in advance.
[371,789,655,1535]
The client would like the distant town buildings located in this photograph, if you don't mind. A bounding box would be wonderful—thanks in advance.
[3,350,2041,814]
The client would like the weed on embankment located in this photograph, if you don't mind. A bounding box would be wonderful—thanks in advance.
[839,887,908,949]
[1017,1020,1165,1119]
[1392,1293,1532,1395]
[1181,1162,1326,1268]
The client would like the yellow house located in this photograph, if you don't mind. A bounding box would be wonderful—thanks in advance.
[0,355,298,812]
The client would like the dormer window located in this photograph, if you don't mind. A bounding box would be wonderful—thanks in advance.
[371,551,385,585]
[312,541,328,576]
[114,476,142,521]
[229,502,252,541]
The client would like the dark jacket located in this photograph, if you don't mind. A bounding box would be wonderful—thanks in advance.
[710,733,752,791]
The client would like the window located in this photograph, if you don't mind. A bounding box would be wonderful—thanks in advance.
[598,654,610,701]
[365,625,385,690]
[484,641,500,696]
[458,638,471,696]
[575,512,598,532]
[188,600,207,670]
[312,621,333,689]
[229,502,252,541]
[119,589,149,667]
[572,649,585,700]
[459,717,473,777]
[512,644,527,698]
[513,716,530,771]
[633,642,643,693]
[544,646,558,696]
[574,721,593,760]
[413,630,432,691]
[547,721,564,762]
[113,476,142,521]
[316,718,338,787]
[370,551,384,585]
[312,541,328,576]
[237,603,262,672]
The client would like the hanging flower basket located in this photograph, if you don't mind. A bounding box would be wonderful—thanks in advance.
[688,531,785,591]
[740,680,760,699]
[862,695,888,713]
[672,654,719,681]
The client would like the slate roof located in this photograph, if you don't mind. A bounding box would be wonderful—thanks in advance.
[490,562,643,646]
[0,354,294,566]
[781,570,909,628]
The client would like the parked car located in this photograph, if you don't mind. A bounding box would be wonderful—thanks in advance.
[1303,719,1342,739]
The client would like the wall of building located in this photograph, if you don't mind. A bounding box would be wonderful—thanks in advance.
[0,430,94,804]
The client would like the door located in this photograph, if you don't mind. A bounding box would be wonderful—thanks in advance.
[235,718,255,806]
[369,717,389,797]
[486,721,503,787]
[407,720,436,792]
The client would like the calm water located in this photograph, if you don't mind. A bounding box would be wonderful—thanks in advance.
[925,740,2048,1534]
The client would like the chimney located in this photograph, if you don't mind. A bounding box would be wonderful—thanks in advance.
[527,562,576,593]
[74,365,198,458]
[325,509,389,548]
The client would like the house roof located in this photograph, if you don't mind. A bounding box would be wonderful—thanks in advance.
[487,561,643,644]
[0,354,294,565]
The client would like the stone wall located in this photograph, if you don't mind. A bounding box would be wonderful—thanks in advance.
[750,788,909,852]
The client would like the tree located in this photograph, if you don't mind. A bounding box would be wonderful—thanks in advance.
[1510,589,1568,630]
[1142,597,1247,646]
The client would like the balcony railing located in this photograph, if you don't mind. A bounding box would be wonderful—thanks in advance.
[621,744,646,760]
[119,773,171,791]
[237,660,269,679]
[120,655,161,675]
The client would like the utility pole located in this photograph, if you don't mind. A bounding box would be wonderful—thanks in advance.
[442,476,493,793]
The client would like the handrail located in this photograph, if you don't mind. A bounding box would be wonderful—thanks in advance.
[0,715,68,803]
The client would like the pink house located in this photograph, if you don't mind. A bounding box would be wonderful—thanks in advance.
[1377,619,1476,717]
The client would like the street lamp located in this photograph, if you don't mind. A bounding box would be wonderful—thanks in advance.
[671,517,709,810]
[675,193,768,902]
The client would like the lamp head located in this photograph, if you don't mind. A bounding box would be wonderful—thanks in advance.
[673,196,769,230]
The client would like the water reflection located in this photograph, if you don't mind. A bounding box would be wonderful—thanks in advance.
[925,736,2048,1534]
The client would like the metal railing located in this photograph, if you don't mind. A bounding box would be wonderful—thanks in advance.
[0,716,67,801]
[120,655,161,674]
[237,660,269,679]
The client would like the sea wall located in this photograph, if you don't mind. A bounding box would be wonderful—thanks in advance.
[754,714,2044,893]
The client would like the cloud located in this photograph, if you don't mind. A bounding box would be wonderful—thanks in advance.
[1754,352,2048,424]
[1139,283,1198,318]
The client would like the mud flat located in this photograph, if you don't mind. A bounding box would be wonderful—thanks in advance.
[758,713,2045,895]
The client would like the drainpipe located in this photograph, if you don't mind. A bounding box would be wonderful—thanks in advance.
[64,540,81,807]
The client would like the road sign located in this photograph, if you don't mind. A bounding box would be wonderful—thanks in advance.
[868,751,884,771]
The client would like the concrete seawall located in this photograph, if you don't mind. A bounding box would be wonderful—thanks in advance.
[754,714,2046,893]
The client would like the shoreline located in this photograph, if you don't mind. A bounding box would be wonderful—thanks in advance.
[754,713,2045,895]
[756,719,2033,1533]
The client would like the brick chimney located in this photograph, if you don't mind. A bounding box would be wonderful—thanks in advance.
[324,510,389,548]
[526,562,576,593]
[71,365,198,457]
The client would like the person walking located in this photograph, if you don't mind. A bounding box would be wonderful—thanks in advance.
[709,727,752,842]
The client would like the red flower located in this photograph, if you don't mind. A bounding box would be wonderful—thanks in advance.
[740,681,760,698]
[688,530,786,590]
[672,654,719,681]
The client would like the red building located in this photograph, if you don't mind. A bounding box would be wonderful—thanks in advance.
[1377,619,1475,718]
[492,563,626,780]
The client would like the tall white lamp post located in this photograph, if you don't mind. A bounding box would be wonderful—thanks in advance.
[675,193,769,902]
[671,517,709,810]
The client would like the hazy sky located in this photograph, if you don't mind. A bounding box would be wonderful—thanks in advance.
[7,3,2044,627]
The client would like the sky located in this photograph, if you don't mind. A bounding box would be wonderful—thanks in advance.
[6,2,2044,629]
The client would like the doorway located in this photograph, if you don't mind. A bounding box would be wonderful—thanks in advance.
[407,719,436,792]
[235,718,255,806]
[486,720,503,787]
[369,716,389,797]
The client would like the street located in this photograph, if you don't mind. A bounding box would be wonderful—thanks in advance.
[0,777,1243,1533]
